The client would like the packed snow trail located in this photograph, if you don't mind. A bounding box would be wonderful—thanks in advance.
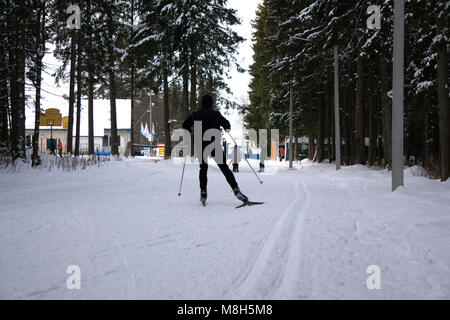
[1,158,449,299]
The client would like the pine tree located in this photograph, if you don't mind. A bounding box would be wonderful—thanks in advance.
[247,0,448,179]
[246,1,275,131]
[434,1,449,181]
[95,0,130,156]
[9,0,27,161]
[31,0,46,166]
[74,26,82,156]
[129,0,243,158]
[49,0,76,155]
[0,0,11,155]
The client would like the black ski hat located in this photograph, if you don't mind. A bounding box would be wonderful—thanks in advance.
[201,94,213,109]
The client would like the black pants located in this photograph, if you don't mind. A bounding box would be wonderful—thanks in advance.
[200,147,238,192]
[259,162,265,172]
[232,163,239,172]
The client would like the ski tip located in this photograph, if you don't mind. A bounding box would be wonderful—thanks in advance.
[235,201,264,209]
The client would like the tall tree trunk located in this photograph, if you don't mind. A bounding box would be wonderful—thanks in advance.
[436,23,449,181]
[324,84,330,161]
[107,9,118,156]
[88,72,94,155]
[0,6,10,154]
[109,69,119,156]
[308,131,315,160]
[368,78,377,166]
[198,77,205,108]
[294,135,298,161]
[163,67,171,159]
[10,0,26,161]
[344,86,353,165]
[32,0,46,166]
[342,87,348,165]
[182,46,190,118]
[67,30,76,155]
[316,90,324,163]
[127,68,135,157]
[0,64,8,153]
[380,55,391,169]
[330,97,335,163]
[327,72,333,163]
[6,1,14,155]
[74,31,82,156]
[354,53,364,164]
[376,89,383,166]
[190,52,197,111]
[308,97,315,161]
[130,66,135,157]
[129,0,135,157]
[424,110,430,169]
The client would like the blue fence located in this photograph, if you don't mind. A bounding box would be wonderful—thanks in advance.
[94,150,111,156]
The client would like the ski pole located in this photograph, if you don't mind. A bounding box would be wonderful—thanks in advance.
[178,156,187,196]
[227,132,263,184]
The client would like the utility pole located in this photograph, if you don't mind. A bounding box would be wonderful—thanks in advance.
[289,84,293,169]
[334,45,341,170]
[149,91,153,157]
[149,92,152,142]
[392,0,404,191]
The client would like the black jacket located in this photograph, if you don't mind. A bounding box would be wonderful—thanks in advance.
[182,108,231,134]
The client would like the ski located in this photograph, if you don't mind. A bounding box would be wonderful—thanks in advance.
[235,201,264,209]
[200,198,206,207]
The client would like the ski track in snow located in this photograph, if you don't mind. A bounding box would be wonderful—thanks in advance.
[226,180,311,299]
[1,159,449,299]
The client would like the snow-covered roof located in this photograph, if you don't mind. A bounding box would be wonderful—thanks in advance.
[25,99,131,137]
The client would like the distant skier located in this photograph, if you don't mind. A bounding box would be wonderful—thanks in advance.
[259,148,265,173]
[182,94,248,205]
[280,147,285,161]
[231,144,240,172]
[49,139,56,155]
[57,139,63,157]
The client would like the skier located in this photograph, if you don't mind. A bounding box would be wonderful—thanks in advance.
[49,139,56,155]
[280,147,285,161]
[182,94,248,205]
[259,148,265,173]
[57,139,63,157]
[231,144,240,172]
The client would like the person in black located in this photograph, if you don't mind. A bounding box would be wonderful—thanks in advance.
[182,94,248,204]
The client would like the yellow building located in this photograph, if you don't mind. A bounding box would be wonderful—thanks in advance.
[25,100,132,155]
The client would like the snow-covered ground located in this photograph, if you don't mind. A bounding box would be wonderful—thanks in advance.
[0,158,449,299]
